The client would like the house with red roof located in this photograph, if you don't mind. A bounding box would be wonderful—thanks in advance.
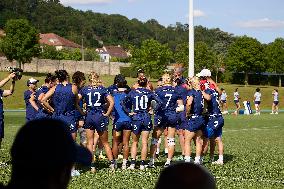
[39,33,81,50]
[96,45,129,62]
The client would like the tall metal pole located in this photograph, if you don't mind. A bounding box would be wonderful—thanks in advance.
[188,0,194,77]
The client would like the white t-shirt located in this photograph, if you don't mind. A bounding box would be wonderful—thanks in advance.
[233,92,239,100]
[254,92,261,101]
[220,92,227,101]
[273,92,279,101]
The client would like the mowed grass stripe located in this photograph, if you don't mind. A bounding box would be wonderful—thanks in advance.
[1,113,284,188]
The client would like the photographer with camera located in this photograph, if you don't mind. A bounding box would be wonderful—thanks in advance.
[0,72,17,149]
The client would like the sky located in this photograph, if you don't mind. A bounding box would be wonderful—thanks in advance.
[60,0,284,44]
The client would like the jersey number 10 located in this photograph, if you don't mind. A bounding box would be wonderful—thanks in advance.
[134,95,148,110]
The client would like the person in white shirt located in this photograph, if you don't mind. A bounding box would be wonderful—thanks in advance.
[220,88,228,114]
[254,88,261,115]
[233,88,240,115]
[271,89,279,114]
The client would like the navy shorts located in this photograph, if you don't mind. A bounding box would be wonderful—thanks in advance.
[186,115,205,132]
[35,109,51,120]
[234,100,239,104]
[221,100,226,103]
[54,112,77,133]
[154,111,179,128]
[75,110,85,122]
[203,115,224,138]
[255,101,261,105]
[131,113,152,135]
[0,119,4,139]
[203,126,223,138]
[113,121,132,132]
[273,101,279,105]
[84,111,109,132]
[176,111,187,130]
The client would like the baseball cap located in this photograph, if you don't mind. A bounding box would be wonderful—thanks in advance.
[11,119,92,167]
[199,69,211,77]
[27,78,39,86]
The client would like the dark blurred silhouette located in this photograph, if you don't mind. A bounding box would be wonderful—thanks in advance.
[3,118,92,189]
[155,162,216,189]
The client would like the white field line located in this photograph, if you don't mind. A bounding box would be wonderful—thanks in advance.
[215,176,284,184]
[223,126,281,133]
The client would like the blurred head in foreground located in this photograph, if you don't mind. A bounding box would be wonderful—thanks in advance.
[155,162,216,189]
[7,118,92,189]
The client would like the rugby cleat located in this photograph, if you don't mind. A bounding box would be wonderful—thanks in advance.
[164,162,171,168]
[121,163,127,170]
[127,164,135,170]
[212,159,224,165]
[140,165,146,170]
[71,169,80,177]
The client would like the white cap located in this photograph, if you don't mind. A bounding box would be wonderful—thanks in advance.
[200,69,211,77]
[27,78,39,86]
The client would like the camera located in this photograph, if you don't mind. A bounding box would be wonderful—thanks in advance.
[5,67,23,80]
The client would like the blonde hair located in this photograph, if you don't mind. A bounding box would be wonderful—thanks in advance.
[191,76,200,89]
[162,73,172,85]
[89,72,101,87]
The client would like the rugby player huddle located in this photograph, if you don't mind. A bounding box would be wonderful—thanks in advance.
[24,68,224,175]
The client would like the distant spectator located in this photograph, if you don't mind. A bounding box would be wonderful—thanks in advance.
[155,162,216,189]
[3,119,92,189]
[0,73,16,150]
[271,89,279,115]
[254,88,261,115]
[220,88,228,114]
[232,88,240,115]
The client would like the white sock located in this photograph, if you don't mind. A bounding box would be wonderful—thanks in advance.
[164,148,168,154]
[166,158,171,164]
[219,155,223,161]
[156,148,160,154]
[150,158,155,164]
[185,156,191,162]
[195,156,201,162]
[122,159,127,165]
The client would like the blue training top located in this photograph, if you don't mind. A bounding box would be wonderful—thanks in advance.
[52,83,75,115]
[187,89,204,115]
[113,91,131,123]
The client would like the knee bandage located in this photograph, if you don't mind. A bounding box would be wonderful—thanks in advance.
[151,138,159,145]
[167,138,175,146]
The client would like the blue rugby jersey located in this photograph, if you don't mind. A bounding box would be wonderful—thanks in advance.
[187,89,204,115]
[35,86,49,109]
[79,85,109,111]
[52,83,75,114]
[124,87,161,114]
[24,90,38,119]
[155,86,181,112]
[206,89,222,115]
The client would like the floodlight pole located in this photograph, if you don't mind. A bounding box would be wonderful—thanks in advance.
[188,0,194,77]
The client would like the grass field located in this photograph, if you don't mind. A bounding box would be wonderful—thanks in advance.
[0,71,283,110]
[0,112,283,188]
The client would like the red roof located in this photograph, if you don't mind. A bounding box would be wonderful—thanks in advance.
[104,46,128,58]
[39,33,80,48]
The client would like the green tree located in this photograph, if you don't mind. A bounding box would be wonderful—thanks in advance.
[0,19,40,68]
[174,42,188,66]
[194,41,217,73]
[40,45,59,59]
[226,36,264,85]
[131,39,173,78]
[265,38,284,87]
[84,48,100,61]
